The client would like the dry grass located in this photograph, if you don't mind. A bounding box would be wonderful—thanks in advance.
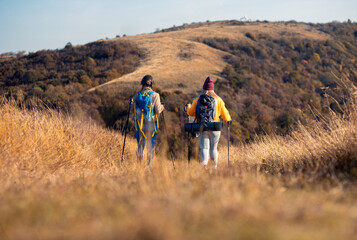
[89,21,332,94]
[1,93,357,239]
[230,77,357,181]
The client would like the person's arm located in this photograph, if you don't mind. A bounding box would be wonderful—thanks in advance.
[219,98,232,122]
[186,98,198,117]
[152,92,164,114]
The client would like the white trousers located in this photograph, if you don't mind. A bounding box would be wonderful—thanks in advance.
[198,131,221,167]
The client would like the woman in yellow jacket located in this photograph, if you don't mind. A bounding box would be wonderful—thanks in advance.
[186,76,231,168]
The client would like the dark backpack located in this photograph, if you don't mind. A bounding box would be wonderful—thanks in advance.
[195,93,215,127]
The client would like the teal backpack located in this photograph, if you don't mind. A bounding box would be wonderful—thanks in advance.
[136,91,154,121]
[134,91,158,139]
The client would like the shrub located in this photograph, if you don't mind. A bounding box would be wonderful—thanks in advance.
[319,73,337,87]
[246,32,258,41]
[79,75,92,86]
[22,70,43,84]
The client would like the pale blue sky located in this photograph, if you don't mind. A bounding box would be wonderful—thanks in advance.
[0,0,356,54]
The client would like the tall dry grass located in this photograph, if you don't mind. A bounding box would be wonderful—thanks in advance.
[1,78,357,240]
[230,104,357,181]
[0,100,136,173]
[228,76,357,182]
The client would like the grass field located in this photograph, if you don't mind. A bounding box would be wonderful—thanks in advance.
[1,85,357,240]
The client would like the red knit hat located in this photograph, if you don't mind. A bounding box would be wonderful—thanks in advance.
[202,76,214,90]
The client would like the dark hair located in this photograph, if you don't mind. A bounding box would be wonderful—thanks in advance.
[141,75,153,87]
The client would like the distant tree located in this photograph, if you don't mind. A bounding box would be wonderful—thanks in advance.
[17,51,26,57]
[312,53,321,62]
[40,54,54,66]
[276,112,295,132]
[22,70,43,84]
[13,64,25,80]
[65,42,73,49]
[79,75,92,86]
[30,86,44,97]
[319,73,337,87]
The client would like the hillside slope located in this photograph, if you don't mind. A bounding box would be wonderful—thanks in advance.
[90,21,331,93]
[1,20,356,144]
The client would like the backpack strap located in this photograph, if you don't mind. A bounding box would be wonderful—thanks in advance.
[151,113,159,137]
[142,90,154,97]
[139,112,147,139]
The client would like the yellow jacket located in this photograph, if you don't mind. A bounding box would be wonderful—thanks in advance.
[187,94,231,122]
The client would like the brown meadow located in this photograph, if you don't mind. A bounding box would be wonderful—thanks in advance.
[1,88,357,240]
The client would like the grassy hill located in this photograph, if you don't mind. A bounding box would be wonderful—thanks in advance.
[89,20,334,93]
[1,20,357,146]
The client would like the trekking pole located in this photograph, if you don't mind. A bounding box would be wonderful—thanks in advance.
[184,103,191,165]
[186,114,191,165]
[178,107,185,161]
[187,122,190,165]
[121,98,133,162]
[227,121,230,166]
[161,111,175,170]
